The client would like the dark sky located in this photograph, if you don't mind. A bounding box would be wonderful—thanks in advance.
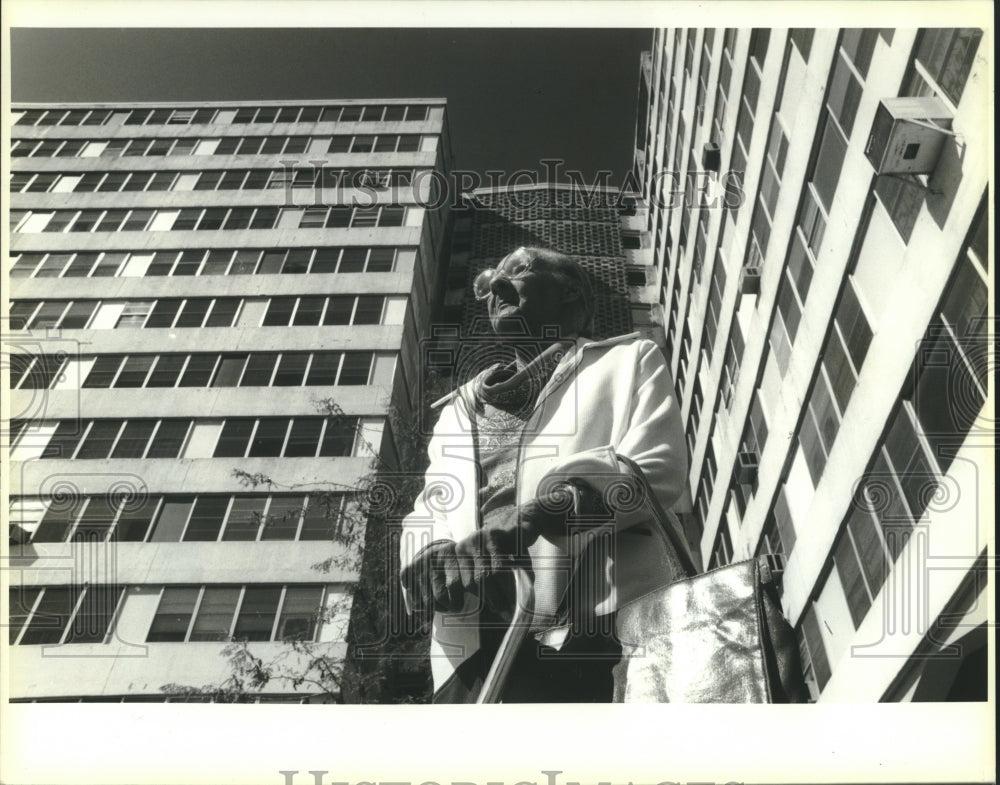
[10,28,650,184]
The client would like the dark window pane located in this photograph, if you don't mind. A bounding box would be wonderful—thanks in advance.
[261,498,304,541]
[110,420,157,458]
[353,296,384,325]
[189,587,241,641]
[172,251,204,276]
[202,249,234,275]
[212,355,247,387]
[282,249,312,274]
[146,299,183,328]
[84,356,124,388]
[59,302,98,329]
[258,250,285,274]
[240,354,277,386]
[222,496,266,541]
[273,354,309,386]
[322,296,354,325]
[339,248,367,272]
[72,497,121,542]
[834,532,872,629]
[145,420,191,458]
[19,587,81,645]
[305,352,341,385]
[178,354,217,386]
[276,586,322,640]
[114,496,160,542]
[292,297,325,326]
[339,353,372,385]
[319,417,357,457]
[75,420,124,459]
[230,249,261,274]
[114,356,155,388]
[147,587,199,642]
[367,248,395,271]
[300,496,341,541]
[146,355,187,387]
[284,418,323,457]
[325,207,352,228]
[182,496,230,541]
[249,207,279,229]
[149,498,193,542]
[9,587,42,644]
[233,587,281,641]
[248,419,289,457]
[34,497,86,542]
[215,419,255,458]
[175,299,211,328]
[812,116,848,211]
[263,297,296,326]
[800,606,831,690]
[311,248,340,273]
[224,208,253,230]
[205,299,240,327]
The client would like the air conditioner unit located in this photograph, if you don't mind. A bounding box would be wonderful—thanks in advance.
[740,265,761,295]
[865,97,953,175]
[736,451,759,484]
[702,142,721,172]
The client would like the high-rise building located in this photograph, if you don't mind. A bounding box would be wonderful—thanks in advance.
[634,28,990,701]
[6,99,453,702]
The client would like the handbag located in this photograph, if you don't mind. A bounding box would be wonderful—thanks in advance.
[611,455,808,703]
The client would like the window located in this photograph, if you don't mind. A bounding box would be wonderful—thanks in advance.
[263,295,385,327]
[909,28,983,105]
[790,28,814,61]
[797,605,831,699]
[182,496,231,542]
[5,492,347,544]
[797,279,873,485]
[707,522,734,569]
[11,585,124,646]
[146,584,324,643]
[7,245,398,280]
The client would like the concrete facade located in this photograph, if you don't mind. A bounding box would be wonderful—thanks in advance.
[6,99,452,701]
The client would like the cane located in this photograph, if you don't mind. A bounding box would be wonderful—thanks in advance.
[476,565,535,703]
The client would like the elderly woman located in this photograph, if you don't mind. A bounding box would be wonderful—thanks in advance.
[400,247,689,702]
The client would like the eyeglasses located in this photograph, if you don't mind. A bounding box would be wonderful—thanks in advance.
[472,256,540,300]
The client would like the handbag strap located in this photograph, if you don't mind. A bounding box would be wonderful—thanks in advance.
[614,453,699,579]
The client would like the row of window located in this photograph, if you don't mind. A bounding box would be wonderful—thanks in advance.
[793,199,987,698]
[149,585,326,643]
[797,280,874,486]
[12,204,408,234]
[8,584,326,646]
[10,351,377,391]
[10,294,394,331]
[13,104,431,128]
[10,167,419,195]
[9,247,398,279]
[11,297,241,330]
[9,585,125,646]
[10,492,348,544]
[9,134,425,159]
[12,416,365,462]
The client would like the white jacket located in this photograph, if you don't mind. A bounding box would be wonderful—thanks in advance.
[399,333,690,690]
